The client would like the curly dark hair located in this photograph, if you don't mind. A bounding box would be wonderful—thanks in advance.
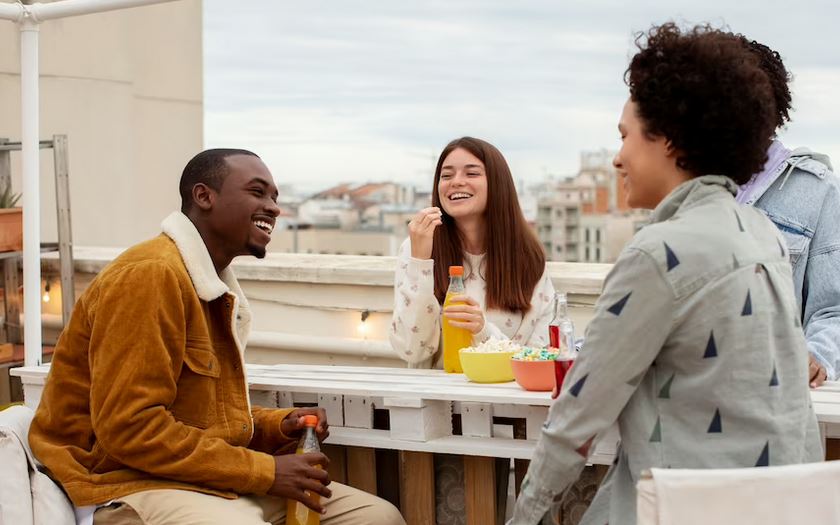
[626,23,777,185]
[738,36,793,130]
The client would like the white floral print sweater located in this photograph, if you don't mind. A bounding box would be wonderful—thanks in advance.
[389,238,556,368]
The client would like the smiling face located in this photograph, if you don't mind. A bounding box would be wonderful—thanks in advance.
[613,98,688,209]
[436,147,489,220]
[208,154,280,259]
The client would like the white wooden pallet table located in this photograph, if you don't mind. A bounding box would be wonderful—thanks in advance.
[11,363,840,453]
[12,364,840,525]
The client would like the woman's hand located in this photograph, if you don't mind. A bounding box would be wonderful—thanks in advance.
[443,295,485,335]
[809,354,828,388]
[408,207,443,259]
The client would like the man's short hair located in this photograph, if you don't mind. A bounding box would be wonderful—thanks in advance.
[179,149,260,213]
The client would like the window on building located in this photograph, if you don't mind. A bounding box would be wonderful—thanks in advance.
[596,247,601,261]
[585,246,590,261]
[596,229,601,243]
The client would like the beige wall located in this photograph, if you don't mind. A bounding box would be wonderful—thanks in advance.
[0,0,203,247]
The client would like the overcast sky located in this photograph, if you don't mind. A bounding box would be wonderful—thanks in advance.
[204,1,840,195]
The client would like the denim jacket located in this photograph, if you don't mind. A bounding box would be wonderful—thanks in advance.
[746,148,840,379]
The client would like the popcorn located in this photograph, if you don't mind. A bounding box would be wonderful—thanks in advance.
[462,337,521,354]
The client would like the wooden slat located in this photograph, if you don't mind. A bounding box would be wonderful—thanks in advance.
[464,455,496,525]
[826,439,840,461]
[322,444,347,484]
[398,451,434,525]
[346,446,378,494]
[513,418,529,497]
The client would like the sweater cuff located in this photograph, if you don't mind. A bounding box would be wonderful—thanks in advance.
[406,257,434,283]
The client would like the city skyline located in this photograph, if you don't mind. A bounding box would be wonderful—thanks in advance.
[204,1,840,194]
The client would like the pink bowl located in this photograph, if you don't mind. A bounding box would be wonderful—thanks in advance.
[511,358,555,391]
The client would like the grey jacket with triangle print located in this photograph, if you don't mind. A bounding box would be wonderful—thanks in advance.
[510,175,823,525]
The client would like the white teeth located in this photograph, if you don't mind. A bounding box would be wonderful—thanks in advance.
[254,220,273,234]
[449,193,472,201]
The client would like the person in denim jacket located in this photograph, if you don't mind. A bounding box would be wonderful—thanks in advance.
[737,38,840,386]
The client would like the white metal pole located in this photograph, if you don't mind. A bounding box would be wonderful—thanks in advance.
[21,17,42,367]
[0,3,22,22]
[6,0,184,367]
[29,0,179,22]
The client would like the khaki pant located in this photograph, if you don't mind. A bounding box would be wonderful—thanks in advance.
[94,482,405,525]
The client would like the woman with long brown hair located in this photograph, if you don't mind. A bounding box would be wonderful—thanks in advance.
[390,136,554,368]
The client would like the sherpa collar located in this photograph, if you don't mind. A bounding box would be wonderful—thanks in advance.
[160,211,247,305]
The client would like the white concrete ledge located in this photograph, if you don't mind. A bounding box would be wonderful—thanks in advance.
[248,330,396,360]
[45,247,610,295]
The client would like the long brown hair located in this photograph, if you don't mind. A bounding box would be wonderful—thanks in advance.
[431,137,545,312]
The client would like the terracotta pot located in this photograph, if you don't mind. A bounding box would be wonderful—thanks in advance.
[0,208,23,252]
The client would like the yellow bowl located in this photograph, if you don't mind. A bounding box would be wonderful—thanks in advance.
[458,349,515,383]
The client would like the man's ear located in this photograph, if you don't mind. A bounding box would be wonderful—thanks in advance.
[192,183,215,211]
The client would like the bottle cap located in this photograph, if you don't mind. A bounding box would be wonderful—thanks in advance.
[302,415,318,427]
[449,265,464,277]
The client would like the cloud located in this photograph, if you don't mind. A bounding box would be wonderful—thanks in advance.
[205,0,840,192]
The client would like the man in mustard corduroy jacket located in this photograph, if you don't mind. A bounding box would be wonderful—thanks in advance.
[29,149,405,525]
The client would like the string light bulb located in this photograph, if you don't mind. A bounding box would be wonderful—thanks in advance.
[357,309,370,337]
[42,282,51,303]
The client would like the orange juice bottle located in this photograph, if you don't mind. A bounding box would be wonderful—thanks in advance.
[443,265,473,373]
[286,415,322,525]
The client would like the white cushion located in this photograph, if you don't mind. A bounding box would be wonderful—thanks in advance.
[31,469,74,525]
[637,461,840,525]
[0,406,35,525]
[0,405,74,525]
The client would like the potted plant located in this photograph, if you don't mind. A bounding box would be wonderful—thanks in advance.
[0,183,22,252]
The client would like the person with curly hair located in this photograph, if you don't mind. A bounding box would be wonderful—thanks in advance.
[736,36,840,389]
[509,23,822,525]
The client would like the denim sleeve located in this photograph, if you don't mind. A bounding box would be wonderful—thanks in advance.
[509,247,674,524]
[802,182,840,380]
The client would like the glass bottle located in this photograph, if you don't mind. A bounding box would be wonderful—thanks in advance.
[548,292,575,355]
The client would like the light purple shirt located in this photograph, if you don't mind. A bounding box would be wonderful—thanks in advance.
[736,140,792,205]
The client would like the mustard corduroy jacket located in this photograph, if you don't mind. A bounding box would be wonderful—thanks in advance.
[29,212,296,506]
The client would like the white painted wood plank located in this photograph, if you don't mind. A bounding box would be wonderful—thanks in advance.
[387,400,452,442]
[277,391,294,408]
[22,383,44,410]
[249,390,277,408]
[344,396,375,429]
[318,393,344,427]
[383,397,425,408]
[461,402,493,438]
[323,427,614,464]
[525,406,550,440]
[15,365,840,428]
[248,377,552,406]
